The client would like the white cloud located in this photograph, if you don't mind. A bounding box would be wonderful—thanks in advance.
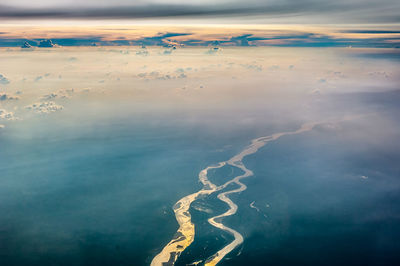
[38,39,56,48]
[40,88,81,101]
[205,47,221,55]
[242,64,263,71]
[136,49,149,56]
[25,101,64,114]
[0,109,18,120]
[40,92,69,101]
[0,93,19,101]
[0,74,10,85]
[268,65,279,71]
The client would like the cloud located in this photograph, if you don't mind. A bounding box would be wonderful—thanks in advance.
[136,69,190,80]
[0,93,19,101]
[268,65,279,71]
[40,91,72,101]
[241,63,263,71]
[134,32,191,47]
[21,41,34,49]
[163,48,175,55]
[0,1,399,23]
[1,28,400,48]
[205,47,221,55]
[0,74,10,84]
[41,93,62,101]
[25,101,64,114]
[37,88,84,103]
[0,109,18,120]
[230,34,252,46]
[340,30,400,34]
[177,73,186,78]
[38,39,56,47]
[368,71,390,79]
[351,50,400,61]
[136,47,149,56]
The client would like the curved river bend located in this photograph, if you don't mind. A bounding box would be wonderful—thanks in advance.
[151,122,317,266]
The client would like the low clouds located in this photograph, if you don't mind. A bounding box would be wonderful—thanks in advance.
[136,48,149,56]
[135,32,190,47]
[0,74,10,85]
[340,30,400,34]
[38,39,56,47]
[0,87,89,125]
[136,69,188,80]
[0,93,19,101]
[21,41,31,48]
[25,101,64,114]
[205,47,221,55]
[41,93,61,101]
[241,63,263,72]
[0,109,18,120]
[40,89,75,101]
[24,88,87,114]
[2,29,399,48]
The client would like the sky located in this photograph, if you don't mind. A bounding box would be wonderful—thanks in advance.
[0,0,400,24]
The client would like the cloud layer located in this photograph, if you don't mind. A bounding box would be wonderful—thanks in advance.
[0,0,399,23]
[1,27,400,48]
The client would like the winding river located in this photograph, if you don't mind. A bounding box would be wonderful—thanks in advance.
[151,122,317,266]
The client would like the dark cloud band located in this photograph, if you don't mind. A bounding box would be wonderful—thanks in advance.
[0,1,399,23]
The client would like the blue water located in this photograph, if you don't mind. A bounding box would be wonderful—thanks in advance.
[0,108,249,265]
[219,123,400,265]
[1,90,400,265]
